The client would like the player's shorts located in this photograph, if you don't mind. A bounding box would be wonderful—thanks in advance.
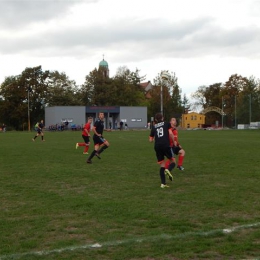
[154,144,174,163]
[172,146,182,155]
[36,128,42,134]
[93,135,106,145]
[82,135,90,144]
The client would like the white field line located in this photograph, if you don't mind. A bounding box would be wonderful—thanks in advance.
[0,222,260,260]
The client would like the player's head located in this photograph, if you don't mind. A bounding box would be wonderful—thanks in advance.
[98,112,104,120]
[88,117,93,123]
[155,113,164,123]
[170,117,177,127]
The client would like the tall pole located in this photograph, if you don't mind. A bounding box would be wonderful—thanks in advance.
[28,87,30,131]
[222,96,224,129]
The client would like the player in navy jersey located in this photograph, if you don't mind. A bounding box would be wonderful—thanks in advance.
[32,119,45,142]
[149,113,175,188]
[86,112,110,164]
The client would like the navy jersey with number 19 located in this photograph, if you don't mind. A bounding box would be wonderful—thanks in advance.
[150,121,171,146]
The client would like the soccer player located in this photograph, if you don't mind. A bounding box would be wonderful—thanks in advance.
[149,113,176,188]
[32,119,45,141]
[76,117,93,154]
[86,112,109,164]
[165,117,185,171]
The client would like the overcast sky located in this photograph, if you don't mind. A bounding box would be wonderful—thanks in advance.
[0,0,260,97]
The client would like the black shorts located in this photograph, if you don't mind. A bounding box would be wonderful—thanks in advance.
[93,135,106,145]
[82,135,90,144]
[172,146,182,155]
[154,145,174,163]
[36,128,42,134]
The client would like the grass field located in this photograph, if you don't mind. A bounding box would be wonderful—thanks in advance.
[0,129,260,260]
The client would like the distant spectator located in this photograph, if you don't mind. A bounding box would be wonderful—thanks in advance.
[2,123,6,132]
[125,123,128,130]
[119,121,123,130]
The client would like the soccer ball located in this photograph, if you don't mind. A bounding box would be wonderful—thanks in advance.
[161,71,170,81]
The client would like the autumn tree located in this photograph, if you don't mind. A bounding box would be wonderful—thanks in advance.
[221,74,248,126]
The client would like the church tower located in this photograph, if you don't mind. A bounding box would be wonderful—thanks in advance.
[99,55,109,78]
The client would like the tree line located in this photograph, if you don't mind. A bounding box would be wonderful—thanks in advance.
[1,65,259,130]
[0,65,184,130]
[192,74,260,127]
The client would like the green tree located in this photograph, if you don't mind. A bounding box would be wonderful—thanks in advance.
[112,67,146,106]
[81,66,146,106]
[0,66,50,130]
[149,71,181,121]
[46,71,82,107]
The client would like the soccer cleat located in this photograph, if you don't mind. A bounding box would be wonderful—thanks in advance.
[32,138,35,142]
[177,166,184,171]
[76,143,79,149]
[160,184,170,188]
[95,153,101,159]
[165,169,173,181]
[83,152,88,155]
[86,160,92,164]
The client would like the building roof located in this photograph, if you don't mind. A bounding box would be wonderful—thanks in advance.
[99,59,109,68]
[140,81,153,92]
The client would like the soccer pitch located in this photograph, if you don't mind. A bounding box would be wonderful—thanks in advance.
[0,129,260,260]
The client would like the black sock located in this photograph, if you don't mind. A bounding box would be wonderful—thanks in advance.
[98,145,108,154]
[88,150,97,160]
[169,162,176,172]
[160,167,166,185]
[34,136,37,139]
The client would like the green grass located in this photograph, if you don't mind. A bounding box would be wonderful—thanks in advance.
[0,129,260,260]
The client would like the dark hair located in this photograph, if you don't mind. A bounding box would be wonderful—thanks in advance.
[155,113,163,123]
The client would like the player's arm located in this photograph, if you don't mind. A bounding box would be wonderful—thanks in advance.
[92,126,101,136]
[84,127,89,135]
[149,128,155,142]
[169,129,175,144]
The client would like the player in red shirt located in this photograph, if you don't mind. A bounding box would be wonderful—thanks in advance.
[76,117,93,154]
[165,117,185,171]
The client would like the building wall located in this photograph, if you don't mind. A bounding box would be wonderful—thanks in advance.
[119,106,147,128]
[45,106,147,129]
[181,112,205,128]
[45,106,86,128]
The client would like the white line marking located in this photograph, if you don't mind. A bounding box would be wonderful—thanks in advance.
[0,222,259,260]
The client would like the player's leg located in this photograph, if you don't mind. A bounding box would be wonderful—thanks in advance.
[155,147,169,187]
[83,136,90,154]
[41,132,45,141]
[96,139,109,158]
[32,131,39,141]
[87,136,100,163]
[165,147,176,174]
[177,148,185,170]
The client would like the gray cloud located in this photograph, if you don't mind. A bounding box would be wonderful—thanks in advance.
[0,14,260,62]
[0,0,97,29]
